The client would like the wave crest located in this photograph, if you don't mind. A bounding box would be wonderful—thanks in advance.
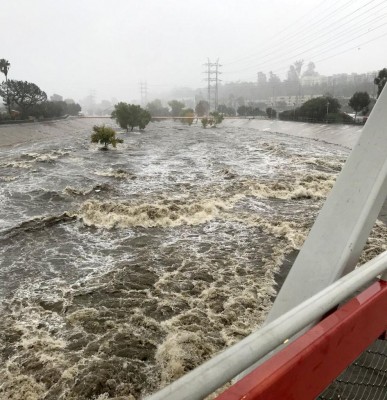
[78,198,230,228]
[240,173,335,200]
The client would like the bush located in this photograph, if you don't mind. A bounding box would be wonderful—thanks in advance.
[326,112,355,124]
[180,108,195,125]
[91,125,123,149]
[279,96,344,123]
[201,117,210,128]
[209,111,224,126]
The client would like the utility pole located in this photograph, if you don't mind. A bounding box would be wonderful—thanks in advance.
[215,58,220,111]
[140,81,148,106]
[88,89,96,115]
[203,59,221,112]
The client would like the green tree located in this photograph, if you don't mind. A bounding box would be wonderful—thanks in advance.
[30,101,63,118]
[180,108,195,125]
[217,104,235,116]
[111,102,151,131]
[138,109,151,130]
[237,105,249,116]
[0,59,11,114]
[237,105,264,117]
[201,117,211,128]
[0,80,47,118]
[201,112,223,128]
[91,125,123,149]
[50,93,63,102]
[111,102,131,130]
[266,107,277,119]
[209,111,224,126]
[146,99,170,117]
[168,100,185,117]
[348,92,370,119]
[374,68,387,98]
[298,96,340,121]
[195,100,209,117]
[66,102,82,116]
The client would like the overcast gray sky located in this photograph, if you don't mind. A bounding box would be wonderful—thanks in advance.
[1,0,386,102]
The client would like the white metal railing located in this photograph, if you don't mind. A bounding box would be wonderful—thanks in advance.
[146,251,387,400]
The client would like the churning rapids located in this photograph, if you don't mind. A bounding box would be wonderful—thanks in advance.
[0,120,386,399]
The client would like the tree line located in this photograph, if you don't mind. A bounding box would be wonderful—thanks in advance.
[278,92,371,124]
[277,68,386,124]
[91,72,387,150]
[145,98,278,120]
[92,102,228,150]
[0,58,81,121]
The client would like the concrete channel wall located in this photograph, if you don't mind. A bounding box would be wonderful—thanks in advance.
[222,118,363,150]
[1,117,364,150]
[0,117,110,148]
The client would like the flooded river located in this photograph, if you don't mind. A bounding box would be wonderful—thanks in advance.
[0,120,386,399]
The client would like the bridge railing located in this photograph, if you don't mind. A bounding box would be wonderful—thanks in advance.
[215,273,387,400]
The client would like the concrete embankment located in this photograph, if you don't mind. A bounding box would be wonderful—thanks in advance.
[1,117,364,150]
[222,119,387,224]
[223,118,363,149]
[0,117,110,148]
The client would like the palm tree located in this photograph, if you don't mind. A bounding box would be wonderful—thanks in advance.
[0,59,11,114]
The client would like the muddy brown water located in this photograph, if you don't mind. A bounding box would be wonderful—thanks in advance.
[0,120,386,399]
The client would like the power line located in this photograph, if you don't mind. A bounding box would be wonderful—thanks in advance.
[226,11,387,75]
[224,0,386,74]
[223,0,361,66]
[227,30,387,83]
[312,30,387,65]
[139,81,148,106]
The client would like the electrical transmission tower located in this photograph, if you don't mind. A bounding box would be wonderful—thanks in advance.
[140,81,148,106]
[203,59,221,111]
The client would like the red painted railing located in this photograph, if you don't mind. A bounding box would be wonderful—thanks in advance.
[216,280,387,400]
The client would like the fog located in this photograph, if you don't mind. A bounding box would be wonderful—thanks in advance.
[1,0,386,103]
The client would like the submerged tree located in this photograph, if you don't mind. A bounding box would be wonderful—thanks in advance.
[168,100,185,117]
[180,108,195,125]
[91,125,123,150]
[348,92,370,119]
[201,112,224,128]
[146,99,170,117]
[201,117,210,128]
[266,107,277,119]
[195,100,209,117]
[217,104,236,116]
[111,102,151,131]
[0,59,11,114]
[209,111,224,126]
[138,108,151,129]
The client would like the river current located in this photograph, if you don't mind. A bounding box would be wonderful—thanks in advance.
[0,120,386,399]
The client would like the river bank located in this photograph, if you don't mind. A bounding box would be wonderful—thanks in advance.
[0,117,111,148]
[222,118,362,149]
[1,117,364,149]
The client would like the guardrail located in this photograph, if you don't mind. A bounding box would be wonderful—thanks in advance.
[216,275,387,400]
